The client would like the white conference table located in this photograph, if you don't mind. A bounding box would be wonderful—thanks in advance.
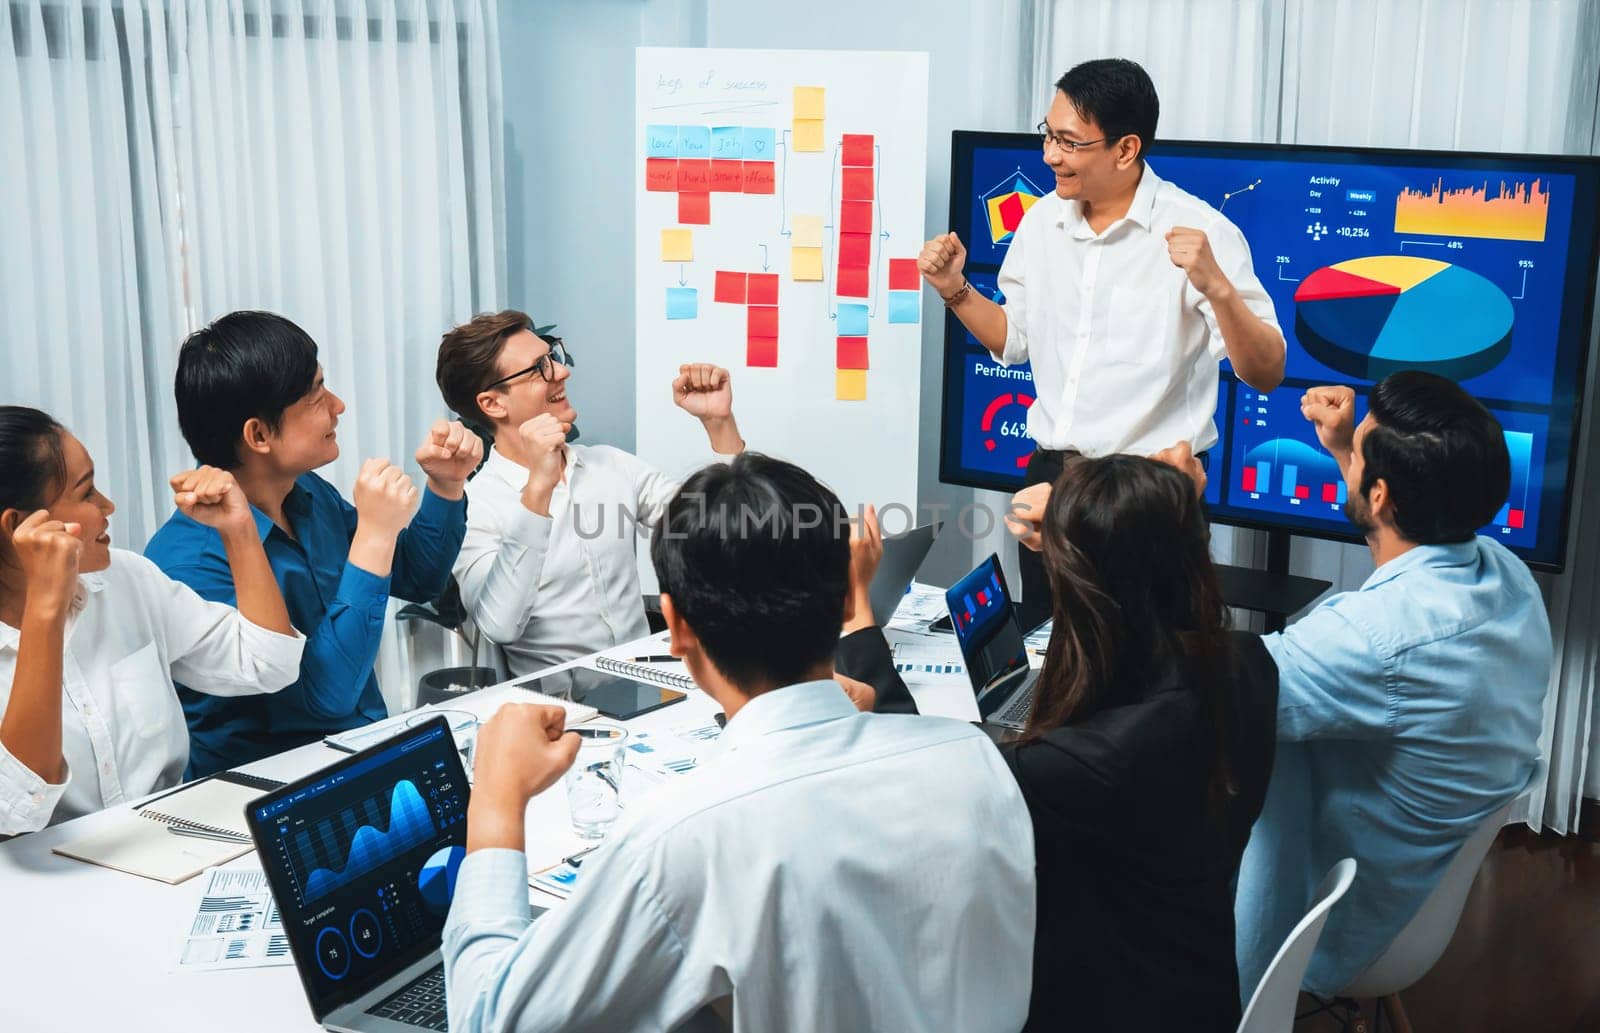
[0,628,975,1032]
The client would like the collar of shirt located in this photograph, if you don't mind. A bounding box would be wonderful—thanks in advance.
[1058,163,1163,239]
[231,480,315,543]
[1358,539,1480,592]
[714,679,859,755]
[483,441,581,489]
[0,569,109,652]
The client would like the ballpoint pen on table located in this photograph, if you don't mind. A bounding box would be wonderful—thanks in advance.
[167,825,251,844]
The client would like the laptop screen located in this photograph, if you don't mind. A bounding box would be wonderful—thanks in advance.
[246,717,469,1020]
[946,553,1029,692]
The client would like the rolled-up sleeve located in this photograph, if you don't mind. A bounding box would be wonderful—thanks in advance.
[0,747,70,836]
[131,553,305,698]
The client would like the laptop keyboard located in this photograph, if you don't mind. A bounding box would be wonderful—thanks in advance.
[995,686,1034,727]
[367,963,448,1030]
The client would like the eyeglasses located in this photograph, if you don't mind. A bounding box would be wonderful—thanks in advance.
[483,337,574,390]
[1037,121,1109,154]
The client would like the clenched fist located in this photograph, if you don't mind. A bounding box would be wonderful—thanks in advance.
[11,510,83,618]
[671,363,733,422]
[415,420,484,499]
[352,458,419,541]
[170,466,254,534]
[918,232,967,295]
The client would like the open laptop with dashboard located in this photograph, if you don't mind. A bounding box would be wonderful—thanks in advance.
[246,715,523,1032]
[945,553,1039,731]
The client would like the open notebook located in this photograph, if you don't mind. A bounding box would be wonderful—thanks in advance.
[52,771,282,885]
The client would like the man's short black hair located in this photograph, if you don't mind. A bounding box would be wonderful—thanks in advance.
[649,453,851,692]
[1054,58,1160,160]
[1361,371,1510,544]
[174,311,320,469]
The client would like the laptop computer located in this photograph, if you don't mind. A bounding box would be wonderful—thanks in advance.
[246,716,513,1032]
[867,521,943,625]
[945,553,1039,731]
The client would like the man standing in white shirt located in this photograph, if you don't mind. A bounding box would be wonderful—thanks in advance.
[435,311,744,673]
[443,452,1035,1032]
[920,58,1286,628]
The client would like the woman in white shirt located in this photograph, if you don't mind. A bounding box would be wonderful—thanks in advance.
[0,406,304,835]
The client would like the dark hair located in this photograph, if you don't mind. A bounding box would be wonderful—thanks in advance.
[174,311,320,469]
[1029,455,1233,790]
[436,310,536,429]
[1361,371,1510,544]
[1054,58,1160,160]
[0,406,68,514]
[650,452,851,692]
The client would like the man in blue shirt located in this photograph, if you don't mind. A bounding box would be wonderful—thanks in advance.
[443,454,1035,1031]
[146,311,475,775]
[1233,372,1552,999]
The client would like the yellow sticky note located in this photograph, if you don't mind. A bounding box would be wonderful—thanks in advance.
[836,369,867,401]
[791,214,824,248]
[794,86,826,120]
[791,246,823,281]
[792,119,824,153]
[661,228,693,262]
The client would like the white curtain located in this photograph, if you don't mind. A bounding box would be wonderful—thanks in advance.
[1038,0,1600,832]
[1,0,506,712]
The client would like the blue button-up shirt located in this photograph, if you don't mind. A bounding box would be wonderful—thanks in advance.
[144,471,466,776]
[1235,537,1550,998]
[442,681,1036,1033]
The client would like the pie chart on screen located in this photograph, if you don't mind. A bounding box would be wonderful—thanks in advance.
[1292,256,1514,380]
[419,845,465,915]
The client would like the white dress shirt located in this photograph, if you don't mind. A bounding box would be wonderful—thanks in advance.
[456,444,699,674]
[0,549,304,835]
[997,164,1283,456]
[443,681,1037,1033]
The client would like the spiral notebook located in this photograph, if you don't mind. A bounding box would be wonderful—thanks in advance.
[52,771,283,884]
[593,655,696,691]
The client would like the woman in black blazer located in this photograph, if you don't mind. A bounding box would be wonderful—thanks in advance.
[841,454,1277,1032]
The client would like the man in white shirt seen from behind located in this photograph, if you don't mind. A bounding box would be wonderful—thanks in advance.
[435,311,745,673]
[443,453,1036,1032]
[919,58,1286,629]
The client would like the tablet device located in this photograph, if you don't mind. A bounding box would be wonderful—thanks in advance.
[515,665,687,720]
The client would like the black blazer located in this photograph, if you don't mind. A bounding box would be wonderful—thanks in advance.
[1001,631,1278,1033]
[836,626,920,714]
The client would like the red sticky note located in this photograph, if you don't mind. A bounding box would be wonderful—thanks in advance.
[841,134,875,167]
[678,191,711,225]
[747,273,780,305]
[742,161,776,194]
[747,305,779,338]
[714,271,747,304]
[677,159,710,191]
[889,258,919,291]
[747,337,778,368]
[645,158,678,192]
[836,265,869,298]
[838,232,872,270]
[837,336,869,369]
[839,200,873,234]
[710,160,743,192]
[841,167,874,201]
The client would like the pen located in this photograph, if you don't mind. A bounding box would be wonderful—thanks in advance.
[563,846,599,867]
[572,727,624,739]
[628,655,680,663]
[167,825,252,844]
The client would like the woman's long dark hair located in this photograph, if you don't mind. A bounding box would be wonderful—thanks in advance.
[0,406,67,515]
[1024,455,1235,793]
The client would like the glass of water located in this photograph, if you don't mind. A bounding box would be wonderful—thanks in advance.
[563,724,630,839]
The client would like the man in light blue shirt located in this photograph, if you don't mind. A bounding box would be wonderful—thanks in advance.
[1234,372,1552,999]
[443,453,1036,1032]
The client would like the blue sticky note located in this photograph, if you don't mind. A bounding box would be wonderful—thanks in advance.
[666,287,699,320]
[888,291,921,324]
[743,126,776,159]
[712,126,744,158]
[645,124,678,158]
[837,303,869,336]
[677,125,711,157]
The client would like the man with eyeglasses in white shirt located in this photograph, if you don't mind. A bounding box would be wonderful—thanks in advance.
[434,311,745,675]
[920,58,1286,630]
